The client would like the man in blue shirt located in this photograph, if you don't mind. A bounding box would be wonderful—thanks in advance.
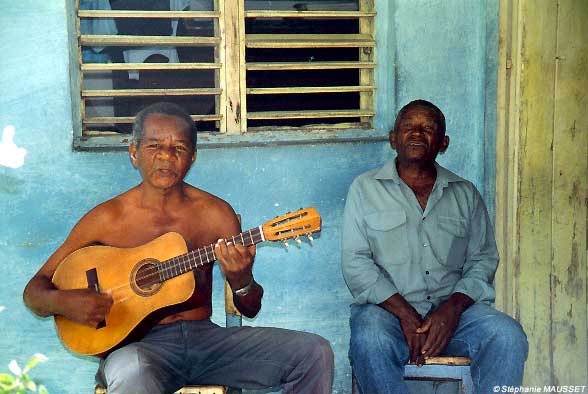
[341,100,528,394]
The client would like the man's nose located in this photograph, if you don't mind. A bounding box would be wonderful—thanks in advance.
[156,146,175,159]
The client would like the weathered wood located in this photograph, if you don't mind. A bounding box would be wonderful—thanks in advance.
[495,0,521,317]
[223,0,246,133]
[246,61,375,70]
[550,0,588,384]
[84,114,222,125]
[82,63,221,71]
[80,35,220,47]
[496,0,588,386]
[216,0,226,133]
[246,86,374,95]
[247,109,375,120]
[246,34,375,48]
[82,88,221,97]
[244,10,376,18]
[516,0,558,385]
[78,10,220,18]
[359,0,375,125]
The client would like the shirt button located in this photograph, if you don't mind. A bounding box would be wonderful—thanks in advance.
[426,296,431,300]
[423,243,428,247]
[425,271,430,275]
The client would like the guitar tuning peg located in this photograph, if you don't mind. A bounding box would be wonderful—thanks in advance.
[295,236,302,246]
[282,240,289,249]
[307,234,314,245]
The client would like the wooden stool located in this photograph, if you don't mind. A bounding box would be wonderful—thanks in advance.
[352,356,473,394]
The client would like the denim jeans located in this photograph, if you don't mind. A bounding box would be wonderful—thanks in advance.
[96,319,333,394]
[349,303,528,394]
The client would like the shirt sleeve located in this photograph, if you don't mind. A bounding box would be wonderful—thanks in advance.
[341,179,398,304]
[451,189,499,304]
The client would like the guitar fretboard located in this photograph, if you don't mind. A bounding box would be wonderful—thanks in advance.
[156,226,264,282]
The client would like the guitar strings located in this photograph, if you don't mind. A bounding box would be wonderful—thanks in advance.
[100,230,263,301]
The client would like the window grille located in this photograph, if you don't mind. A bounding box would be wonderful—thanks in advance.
[75,0,376,147]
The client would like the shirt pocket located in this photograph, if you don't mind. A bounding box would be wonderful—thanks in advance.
[364,211,410,265]
[435,216,468,268]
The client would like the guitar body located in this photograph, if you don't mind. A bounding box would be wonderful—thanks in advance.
[49,207,322,356]
[52,232,195,356]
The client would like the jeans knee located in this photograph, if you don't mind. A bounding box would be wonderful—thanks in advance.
[482,314,529,359]
[349,305,405,363]
[104,344,157,390]
[501,318,528,357]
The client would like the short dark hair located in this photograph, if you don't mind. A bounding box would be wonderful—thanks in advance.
[132,102,197,149]
[393,99,446,136]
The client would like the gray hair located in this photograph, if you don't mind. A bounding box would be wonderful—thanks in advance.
[132,102,197,148]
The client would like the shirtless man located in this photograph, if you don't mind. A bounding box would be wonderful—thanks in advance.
[23,102,333,394]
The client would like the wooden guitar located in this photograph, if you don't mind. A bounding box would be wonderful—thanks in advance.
[52,208,321,356]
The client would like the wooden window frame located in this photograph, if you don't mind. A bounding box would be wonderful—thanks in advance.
[71,0,381,150]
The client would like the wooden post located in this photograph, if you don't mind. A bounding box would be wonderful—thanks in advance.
[496,0,588,385]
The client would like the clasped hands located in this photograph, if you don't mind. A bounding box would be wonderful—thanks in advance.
[400,301,461,367]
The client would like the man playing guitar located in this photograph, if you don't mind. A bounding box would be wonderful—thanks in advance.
[23,102,333,394]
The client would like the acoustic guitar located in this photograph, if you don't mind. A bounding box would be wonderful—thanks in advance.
[52,208,321,356]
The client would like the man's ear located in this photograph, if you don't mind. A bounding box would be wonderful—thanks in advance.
[191,150,197,164]
[439,135,450,153]
[129,143,138,167]
[389,130,397,150]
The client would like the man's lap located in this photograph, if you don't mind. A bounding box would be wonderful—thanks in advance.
[98,319,326,389]
[349,302,525,360]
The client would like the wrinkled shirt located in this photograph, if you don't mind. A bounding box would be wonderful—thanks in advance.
[341,159,498,317]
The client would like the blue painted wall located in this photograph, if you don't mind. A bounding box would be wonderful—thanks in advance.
[0,1,498,393]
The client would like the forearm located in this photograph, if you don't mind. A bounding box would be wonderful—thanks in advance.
[379,293,421,322]
[445,292,474,314]
[23,275,63,318]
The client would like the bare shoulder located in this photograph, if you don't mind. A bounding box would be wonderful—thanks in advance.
[185,184,235,215]
[34,191,132,278]
[183,184,240,234]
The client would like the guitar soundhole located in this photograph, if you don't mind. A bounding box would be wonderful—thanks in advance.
[130,259,163,297]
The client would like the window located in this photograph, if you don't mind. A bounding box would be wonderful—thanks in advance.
[75,0,376,149]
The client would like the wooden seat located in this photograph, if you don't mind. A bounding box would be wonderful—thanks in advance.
[352,356,473,394]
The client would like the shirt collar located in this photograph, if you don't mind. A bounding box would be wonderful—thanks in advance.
[374,158,465,187]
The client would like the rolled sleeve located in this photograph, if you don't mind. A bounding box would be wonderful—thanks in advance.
[341,179,398,304]
[452,191,498,304]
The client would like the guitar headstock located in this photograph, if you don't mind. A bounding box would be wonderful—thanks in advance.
[262,208,321,243]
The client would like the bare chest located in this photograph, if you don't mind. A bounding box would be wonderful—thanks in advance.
[100,210,215,250]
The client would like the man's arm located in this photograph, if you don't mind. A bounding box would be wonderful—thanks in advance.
[341,180,427,363]
[341,180,398,305]
[213,207,263,318]
[23,209,113,327]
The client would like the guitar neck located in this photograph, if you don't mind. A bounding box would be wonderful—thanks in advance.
[157,226,265,282]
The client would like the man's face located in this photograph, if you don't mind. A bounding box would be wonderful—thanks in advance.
[390,106,449,164]
[129,113,196,190]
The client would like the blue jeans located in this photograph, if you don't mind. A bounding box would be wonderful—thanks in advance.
[96,320,333,394]
[349,303,528,394]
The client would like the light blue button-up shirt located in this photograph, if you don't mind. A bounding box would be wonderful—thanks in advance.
[341,159,498,317]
